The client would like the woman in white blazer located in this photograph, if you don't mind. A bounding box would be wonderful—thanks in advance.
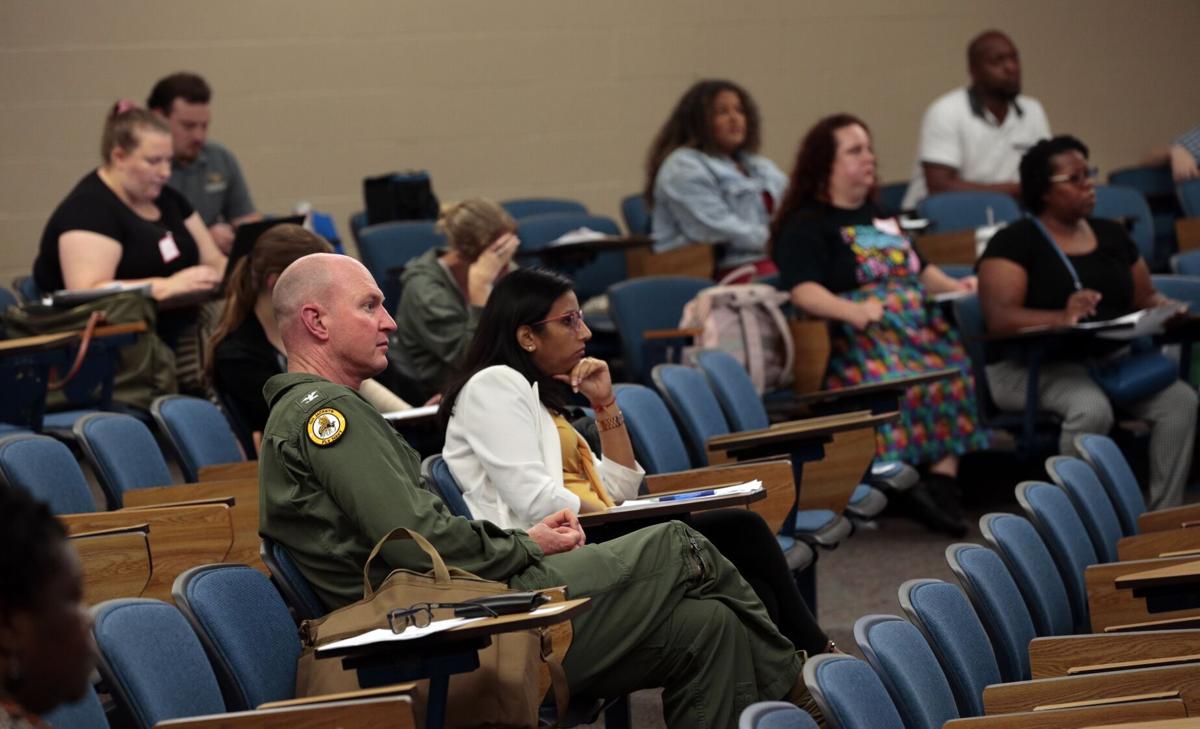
[439,267,832,656]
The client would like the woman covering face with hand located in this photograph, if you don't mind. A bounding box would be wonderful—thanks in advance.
[439,267,833,658]
[394,198,520,401]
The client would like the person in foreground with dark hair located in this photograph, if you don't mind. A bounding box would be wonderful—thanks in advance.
[258,253,820,728]
[771,113,985,536]
[0,486,96,726]
[645,78,787,277]
[148,71,260,253]
[978,135,1197,509]
[440,267,833,656]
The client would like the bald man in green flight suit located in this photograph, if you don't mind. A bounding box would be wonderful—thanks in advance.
[257,253,817,728]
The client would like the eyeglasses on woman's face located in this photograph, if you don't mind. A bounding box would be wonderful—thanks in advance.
[531,309,585,334]
[1048,166,1098,186]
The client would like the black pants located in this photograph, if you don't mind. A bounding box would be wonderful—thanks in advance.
[589,508,827,654]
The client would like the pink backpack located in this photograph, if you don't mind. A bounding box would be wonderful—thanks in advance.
[679,267,795,393]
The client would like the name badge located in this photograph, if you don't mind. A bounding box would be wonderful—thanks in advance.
[159,232,181,264]
[872,217,902,237]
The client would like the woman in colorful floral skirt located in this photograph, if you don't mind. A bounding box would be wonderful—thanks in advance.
[770,113,988,535]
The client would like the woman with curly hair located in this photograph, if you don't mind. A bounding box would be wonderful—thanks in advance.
[645,79,786,277]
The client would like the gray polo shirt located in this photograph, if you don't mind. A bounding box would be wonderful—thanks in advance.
[168,140,255,226]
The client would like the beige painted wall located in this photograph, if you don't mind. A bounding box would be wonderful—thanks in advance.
[3,0,1198,284]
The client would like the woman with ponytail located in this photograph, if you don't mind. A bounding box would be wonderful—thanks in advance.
[207,224,410,450]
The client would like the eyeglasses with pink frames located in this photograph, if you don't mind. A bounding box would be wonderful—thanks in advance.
[530,309,585,333]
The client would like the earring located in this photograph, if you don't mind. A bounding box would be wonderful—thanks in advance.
[525,346,535,352]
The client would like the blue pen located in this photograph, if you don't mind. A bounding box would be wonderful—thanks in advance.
[657,490,716,502]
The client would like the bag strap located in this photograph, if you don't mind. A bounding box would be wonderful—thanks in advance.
[1031,217,1083,292]
[716,264,759,287]
[766,295,796,385]
[541,629,571,722]
[362,527,451,597]
[48,311,105,391]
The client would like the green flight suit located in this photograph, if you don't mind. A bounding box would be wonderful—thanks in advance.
[259,372,801,729]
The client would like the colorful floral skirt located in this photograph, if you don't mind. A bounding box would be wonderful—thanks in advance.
[823,279,988,465]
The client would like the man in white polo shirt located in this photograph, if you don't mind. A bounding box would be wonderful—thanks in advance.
[901,30,1050,210]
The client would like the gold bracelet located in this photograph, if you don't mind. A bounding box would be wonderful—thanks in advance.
[596,411,625,432]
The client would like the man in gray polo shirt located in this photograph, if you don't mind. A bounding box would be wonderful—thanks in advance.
[148,72,261,253]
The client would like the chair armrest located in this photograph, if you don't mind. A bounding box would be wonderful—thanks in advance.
[942,698,1186,728]
[981,663,1200,715]
[1030,630,1200,678]
[1139,504,1200,533]
[787,368,963,407]
[1117,528,1200,561]
[154,695,416,728]
[645,459,795,535]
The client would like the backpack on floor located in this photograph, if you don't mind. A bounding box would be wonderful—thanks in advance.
[679,266,795,393]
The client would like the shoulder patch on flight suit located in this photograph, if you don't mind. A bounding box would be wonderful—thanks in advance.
[307,407,346,446]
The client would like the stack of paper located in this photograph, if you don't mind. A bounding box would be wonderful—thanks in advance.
[606,480,763,512]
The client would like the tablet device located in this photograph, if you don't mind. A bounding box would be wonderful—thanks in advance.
[220,215,307,293]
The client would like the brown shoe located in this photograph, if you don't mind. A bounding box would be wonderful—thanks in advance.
[785,651,828,728]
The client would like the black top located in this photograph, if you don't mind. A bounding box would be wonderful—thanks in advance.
[34,170,199,292]
[212,313,285,433]
[772,200,926,293]
[978,218,1140,322]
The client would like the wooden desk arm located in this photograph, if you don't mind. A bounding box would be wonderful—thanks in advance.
[942,698,1185,729]
[198,461,258,482]
[642,328,702,341]
[1084,555,1200,632]
[154,695,416,728]
[643,459,792,495]
[256,683,416,710]
[1139,504,1200,534]
[1104,616,1200,633]
[981,663,1200,715]
[706,411,894,455]
[1117,528,1200,561]
[1031,631,1200,678]
[123,479,258,509]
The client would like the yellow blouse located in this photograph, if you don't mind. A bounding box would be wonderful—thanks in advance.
[553,413,614,513]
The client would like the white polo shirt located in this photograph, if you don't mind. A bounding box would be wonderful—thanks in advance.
[901,87,1050,210]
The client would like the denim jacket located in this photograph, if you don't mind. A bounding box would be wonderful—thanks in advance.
[651,147,787,268]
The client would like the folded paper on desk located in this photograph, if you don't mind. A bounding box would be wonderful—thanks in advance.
[382,404,439,422]
[606,480,763,512]
[550,227,612,246]
[315,602,575,653]
[1077,306,1179,340]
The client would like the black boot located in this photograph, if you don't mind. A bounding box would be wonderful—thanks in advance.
[895,479,967,538]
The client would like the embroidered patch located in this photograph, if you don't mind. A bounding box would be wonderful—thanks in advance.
[307,408,346,446]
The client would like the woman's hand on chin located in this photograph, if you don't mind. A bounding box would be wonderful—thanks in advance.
[553,357,613,406]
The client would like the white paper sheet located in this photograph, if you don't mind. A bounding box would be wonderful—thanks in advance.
[606,480,763,512]
[315,602,576,654]
[382,404,439,422]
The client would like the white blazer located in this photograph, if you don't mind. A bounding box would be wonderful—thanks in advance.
[443,365,644,530]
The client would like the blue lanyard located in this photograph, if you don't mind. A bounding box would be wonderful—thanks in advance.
[1031,218,1083,292]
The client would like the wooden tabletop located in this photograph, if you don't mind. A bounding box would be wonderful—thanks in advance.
[198,461,257,482]
[577,485,766,527]
[707,410,898,454]
[1082,719,1200,729]
[1114,559,1200,590]
[790,368,961,405]
[526,235,653,264]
